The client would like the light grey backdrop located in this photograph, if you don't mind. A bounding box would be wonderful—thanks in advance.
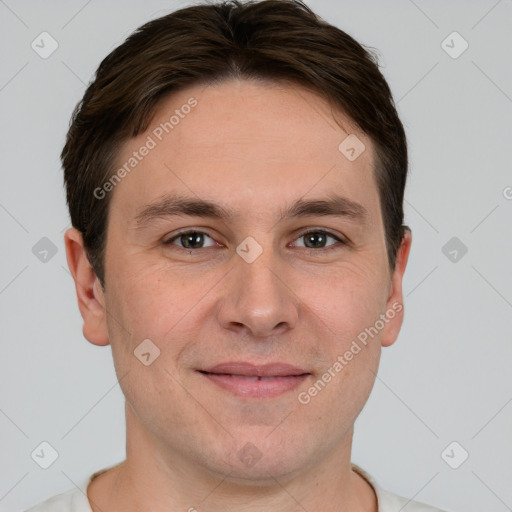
[1,1,511,511]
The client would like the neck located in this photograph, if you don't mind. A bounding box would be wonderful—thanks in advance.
[87,403,377,512]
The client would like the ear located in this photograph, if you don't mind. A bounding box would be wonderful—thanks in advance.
[381,227,412,348]
[64,227,110,346]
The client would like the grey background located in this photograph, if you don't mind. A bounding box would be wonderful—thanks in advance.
[1,1,511,511]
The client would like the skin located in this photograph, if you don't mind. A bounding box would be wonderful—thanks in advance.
[65,78,412,512]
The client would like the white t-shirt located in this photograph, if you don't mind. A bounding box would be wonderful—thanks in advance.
[25,463,451,512]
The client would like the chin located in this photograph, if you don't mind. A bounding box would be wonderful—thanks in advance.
[207,432,312,484]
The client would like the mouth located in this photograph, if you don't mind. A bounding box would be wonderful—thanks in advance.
[197,362,311,398]
[201,373,300,381]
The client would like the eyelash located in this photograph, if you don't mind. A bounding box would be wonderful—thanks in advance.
[163,229,347,253]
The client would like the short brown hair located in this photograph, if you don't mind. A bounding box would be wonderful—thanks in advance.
[62,0,408,287]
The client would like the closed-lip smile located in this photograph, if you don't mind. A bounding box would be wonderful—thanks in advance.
[198,361,310,398]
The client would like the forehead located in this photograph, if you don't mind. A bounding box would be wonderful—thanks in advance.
[108,79,379,222]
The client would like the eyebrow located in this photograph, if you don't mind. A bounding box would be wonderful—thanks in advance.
[134,192,369,228]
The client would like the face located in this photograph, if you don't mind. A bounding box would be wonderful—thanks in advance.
[67,79,411,483]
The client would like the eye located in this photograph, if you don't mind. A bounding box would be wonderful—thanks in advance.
[163,229,346,252]
[292,230,345,251]
[164,230,217,250]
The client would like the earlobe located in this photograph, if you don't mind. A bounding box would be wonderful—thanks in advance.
[381,227,412,348]
[64,227,110,347]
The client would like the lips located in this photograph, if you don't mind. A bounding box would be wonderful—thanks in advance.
[198,362,310,398]
[200,361,310,378]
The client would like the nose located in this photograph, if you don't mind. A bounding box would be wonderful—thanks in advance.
[216,248,299,339]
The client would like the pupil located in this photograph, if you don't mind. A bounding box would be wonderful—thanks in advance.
[305,232,325,248]
[182,233,203,249]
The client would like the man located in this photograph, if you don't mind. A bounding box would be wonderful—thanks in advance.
[27,0,452,510]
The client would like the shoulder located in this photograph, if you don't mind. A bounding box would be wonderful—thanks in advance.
[377,486,452,512]
[24,487,91,512]
[351,463,453,512]
[24,465,119,512]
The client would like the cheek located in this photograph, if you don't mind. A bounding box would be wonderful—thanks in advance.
[300,274,384,424]
[305,260,389,336]
[106,259,203,340]
[102,274,193,426]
